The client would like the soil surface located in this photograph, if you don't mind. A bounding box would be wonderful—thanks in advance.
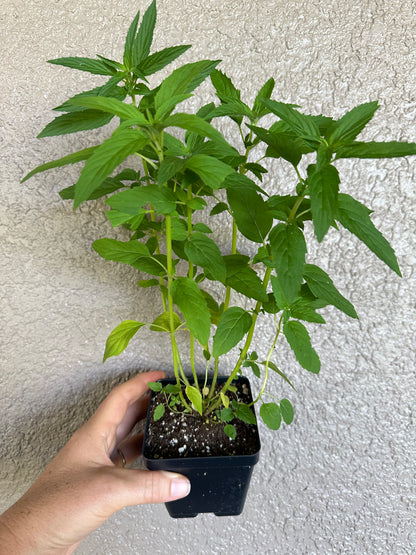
[144,378,261,459]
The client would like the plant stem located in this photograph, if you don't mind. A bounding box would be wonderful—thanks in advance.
[251,312,284,405]
[206,266,273,414]
[224,219,238,310]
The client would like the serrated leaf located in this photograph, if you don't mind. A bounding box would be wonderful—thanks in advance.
[21,146,97,183]
[212,307,252,357]
[140,45,192,75]
[148,381,163,392]
[224,260,268,302]
[227,178,272,243]
[290,298,325,324]
[185,385,203,416]
[223,424,237,439]
[59,176,126,201]
[252,77,275,118]
[303,264,357,319]
[48,56,115,76]
[37,110,113,138]
[92,238,167,276]
[336,141,416,159]
[211,69,241,103]
[210,202,228,216]
[138,278,159,288]
[260,403,282,430]
[336,193,401,276]
[106,185,176,215]
[269,223,306,303]
[259,360,296,390]
[123,9,141,68]
[153,404,165,421]
[68,96,148,124]
[327,101,379,146]
[184,232,226,282]
[103,320,145,361]
[132,0,156,67]
[184,154,235,190]
[155,60,220,112]
[307,163,340,242]
[235,403,257,425]
[171,277,211,345]
[280,399,294,425]
[248,124,303,167]
[263,99,321,143]
[73,128,148,208]
[283,320,320,373]
[220,407,234,422]
[150,312,182,332]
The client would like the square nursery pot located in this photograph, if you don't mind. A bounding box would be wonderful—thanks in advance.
[143,376,261,518]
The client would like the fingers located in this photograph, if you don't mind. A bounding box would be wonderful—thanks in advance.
[85,371,165,453]
[110,433,144,467]
[108,469,191,508]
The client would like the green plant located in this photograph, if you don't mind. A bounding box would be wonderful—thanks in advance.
[23,1,416,437]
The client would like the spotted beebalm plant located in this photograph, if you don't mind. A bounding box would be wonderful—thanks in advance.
[23,1,416,437]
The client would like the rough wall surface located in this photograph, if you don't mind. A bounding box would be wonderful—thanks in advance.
[1,0,415,553]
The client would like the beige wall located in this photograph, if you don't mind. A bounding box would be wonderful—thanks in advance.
[1,0,415,552]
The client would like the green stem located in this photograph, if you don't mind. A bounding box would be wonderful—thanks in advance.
[224,219,238,310]
[251,313,284,405]
[206,266,273,414]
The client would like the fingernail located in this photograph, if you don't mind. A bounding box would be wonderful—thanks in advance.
[170,478,191,499]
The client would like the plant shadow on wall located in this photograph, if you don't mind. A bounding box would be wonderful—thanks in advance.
[23,0,416,517]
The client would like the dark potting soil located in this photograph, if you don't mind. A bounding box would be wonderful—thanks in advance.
[144,379,260,459]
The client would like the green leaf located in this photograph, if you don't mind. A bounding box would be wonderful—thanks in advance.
[106,185,177,215]
[247,124,303,168]
[37,110,113,138]
[21,146,97,183]
[336,193,401,275]
[336,141,416,159]
[148,381,163,392]
[209,100,253,120]
[155,60,220,112]
[186,385,203,415]
[223,424,237,439]
[224,257,268,302]
[263,99,321,143]
[138,278,159,288]
[210,202,228,216]
[260,403,281,430]
[53,80,127,113]
[163,113,236,155]
[226,177,272,243]
[171,277,211,345]
[210,69,241,103]
[185,154,235,190]
[73,128,148,208]
[153,404,165,421]
[327,101,379,146]
[67,96,148,124]
[252,78,275,118]
[212,307,252,357]
[103,320,145,361]
[260,360,296,390]
[235,403,257,425]
[303,264,358,319]
[92,238,167,276]
[48,56,115,76]
[270,274,288,309]
[59,176,126,201]
[269,223,306,303]
[280,399,294,425]
[220,407,234,422]
[140,45,192,75]
[123,9,141,68]
[132,0,156,67]
[184,232,226,282]
[307,163,340,242]
[155,93,193,120]
[290,298,326,324]
[283,320,320,373]
[150,312,182,332]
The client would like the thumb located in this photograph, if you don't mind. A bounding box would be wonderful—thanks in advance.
[108,468,191,508]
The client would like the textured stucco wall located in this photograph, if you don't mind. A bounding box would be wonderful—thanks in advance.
[1,0,415,553]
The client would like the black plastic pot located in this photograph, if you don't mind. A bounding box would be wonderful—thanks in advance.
[143,376,261,518]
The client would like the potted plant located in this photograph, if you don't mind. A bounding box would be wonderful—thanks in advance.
[23,1,415,518]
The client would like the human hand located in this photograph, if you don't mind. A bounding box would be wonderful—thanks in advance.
[0,371,190,554]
